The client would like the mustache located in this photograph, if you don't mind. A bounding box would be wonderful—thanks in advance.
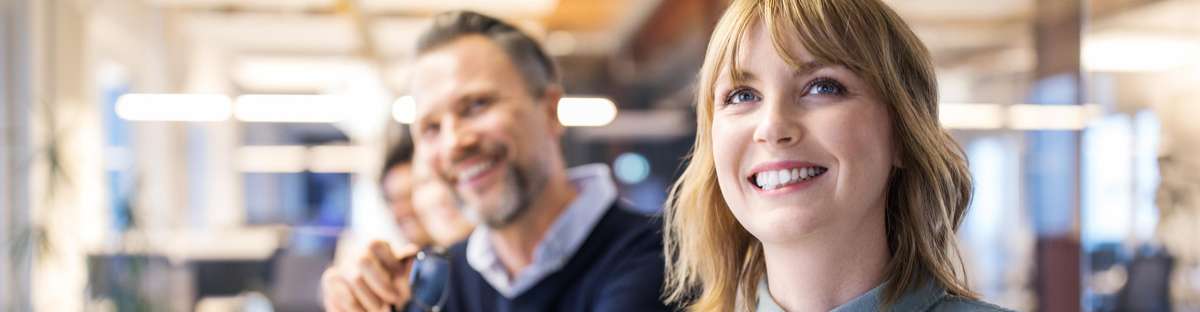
[449,142,504,164]
[438,142,509,181]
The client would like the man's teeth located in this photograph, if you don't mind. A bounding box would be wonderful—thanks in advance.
[458,160,495,181]
[753,167,826,190]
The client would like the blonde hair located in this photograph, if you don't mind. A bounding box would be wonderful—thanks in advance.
[662,0,976,310]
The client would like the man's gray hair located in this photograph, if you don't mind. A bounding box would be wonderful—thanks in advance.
[416,10,560,98]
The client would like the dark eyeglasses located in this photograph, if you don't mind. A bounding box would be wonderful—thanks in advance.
[393,248,451,312]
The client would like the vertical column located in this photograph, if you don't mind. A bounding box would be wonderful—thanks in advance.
[0,0,34,309]
[1028,0,1084,311]
[32,0,98,310]
[186,43,243,228]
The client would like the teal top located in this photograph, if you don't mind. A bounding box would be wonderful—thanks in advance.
[755,278,1014,312]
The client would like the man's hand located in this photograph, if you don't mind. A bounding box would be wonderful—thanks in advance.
[322,241,420,312]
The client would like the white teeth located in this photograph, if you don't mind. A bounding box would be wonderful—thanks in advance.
[752,166,825,190]
[458,160,494,181]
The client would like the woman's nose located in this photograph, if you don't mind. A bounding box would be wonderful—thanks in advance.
[752,100,803,147]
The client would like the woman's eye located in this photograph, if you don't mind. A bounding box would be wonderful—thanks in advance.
[805,79,846,96]
[724,88,761,105]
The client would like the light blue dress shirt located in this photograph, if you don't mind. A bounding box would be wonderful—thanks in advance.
[464,164,618,298]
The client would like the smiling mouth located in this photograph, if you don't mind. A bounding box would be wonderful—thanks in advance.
[457,158,497,184]
[748,166,828,191]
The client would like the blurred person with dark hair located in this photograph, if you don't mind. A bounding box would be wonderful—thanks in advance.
[320,10,674,312]
[379,141,434,247]
[410,157,475,248]
[321,140,475,312]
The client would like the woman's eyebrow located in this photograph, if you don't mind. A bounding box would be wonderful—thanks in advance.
[791,61,830,78]
[727,69,758,84]
[726,60,829,83]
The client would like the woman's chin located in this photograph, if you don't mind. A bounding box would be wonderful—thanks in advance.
[740,207,829,244]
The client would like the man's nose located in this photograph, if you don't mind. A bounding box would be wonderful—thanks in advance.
[441,117,479,162]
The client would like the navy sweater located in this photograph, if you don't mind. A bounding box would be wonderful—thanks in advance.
[440,203,674,312]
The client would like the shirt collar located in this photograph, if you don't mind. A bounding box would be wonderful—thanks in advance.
[465,164,618,298]
[756,278,946,312]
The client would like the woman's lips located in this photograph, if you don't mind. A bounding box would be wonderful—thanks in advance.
[749,165,827,192]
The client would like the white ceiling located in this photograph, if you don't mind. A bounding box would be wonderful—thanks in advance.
[150,0,1197,93]
[1092,0,1200,34]
[886,0,1032,21]
[147,0,559,16]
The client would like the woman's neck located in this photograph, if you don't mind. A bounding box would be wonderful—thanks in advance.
[759,206,890,311]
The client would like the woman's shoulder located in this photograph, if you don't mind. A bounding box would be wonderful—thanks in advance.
[929,295,1016,312]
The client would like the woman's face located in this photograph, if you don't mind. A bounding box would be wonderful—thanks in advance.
[711,21,895,244]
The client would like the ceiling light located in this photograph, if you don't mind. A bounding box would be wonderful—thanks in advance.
[558,97,617,127]
[115,94,232,122]
[392,96,416,124]
[234,94,356,123]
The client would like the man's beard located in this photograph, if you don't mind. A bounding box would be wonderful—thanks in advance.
[454,163,545,228]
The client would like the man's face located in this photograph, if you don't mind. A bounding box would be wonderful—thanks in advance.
[409,35,562,228]
[381,164,431,245]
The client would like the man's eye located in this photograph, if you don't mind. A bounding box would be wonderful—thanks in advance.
[724,88,761,106]
[805,79,847,96]
[421,124,440,137]
[466,98,491,114]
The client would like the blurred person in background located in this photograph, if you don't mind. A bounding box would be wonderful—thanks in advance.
[380,141,434,247]
[410,158,475,248]
[321,10,674,312]
[322,140,474,312]
[662,0,1011,311]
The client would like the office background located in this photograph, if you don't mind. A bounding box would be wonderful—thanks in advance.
[2,0,1199,311]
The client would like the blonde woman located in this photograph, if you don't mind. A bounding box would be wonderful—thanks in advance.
[663,0,1012,311]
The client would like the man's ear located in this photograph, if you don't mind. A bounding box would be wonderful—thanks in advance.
[540,84,565,137]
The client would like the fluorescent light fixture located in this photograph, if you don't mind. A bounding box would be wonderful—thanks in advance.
[392,96,416,124]
[1009,104,1098,130]
[234,94,355,123]
[308,145,364,173]
[115,94,232,122]
[939,103,1004,130]
[1084,33,1200,72]
[237,145,307,173]
[558,97,618,127]
[398,96,620,127]
[940,103,1099,130]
